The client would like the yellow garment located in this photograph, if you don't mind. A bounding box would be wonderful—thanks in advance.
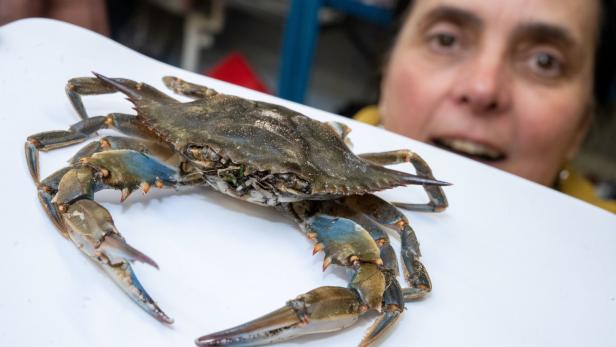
[557,166,616,213]
[353,105,381,126]
[353,107,616,214]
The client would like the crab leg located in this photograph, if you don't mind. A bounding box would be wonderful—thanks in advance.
[36,167,72,236]
[325,121,354,148]
[37,149,180,322]
[359,149,449,212]
[196,286,364,347]
[297,199,401,276]
[27,73,180,181]
[33,136,177,235]
[68,135,177,165]
[198,206,403,347]
[66,76,178,119]
[26,116,106,182]
[341,194,432,299]
[302,203,406,344]
[363,275,405,346]
[63,199,172,324]
[162,76,218,99]
[25,113,161,183]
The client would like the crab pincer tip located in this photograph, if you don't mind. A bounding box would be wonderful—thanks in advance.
[195,306,302,347]
[423,177,451,186]
[405,175,452,187]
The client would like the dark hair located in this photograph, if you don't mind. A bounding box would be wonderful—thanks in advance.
[391,0,615,111]
[595,0,615,111]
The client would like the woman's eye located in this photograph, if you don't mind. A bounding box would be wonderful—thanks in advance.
[429,32,459,52]
[529,51,563,78]
[437,33,456,46]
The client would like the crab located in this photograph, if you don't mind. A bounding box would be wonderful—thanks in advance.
[25,73,449,347]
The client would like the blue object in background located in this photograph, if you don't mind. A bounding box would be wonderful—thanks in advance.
[278,0,394,104]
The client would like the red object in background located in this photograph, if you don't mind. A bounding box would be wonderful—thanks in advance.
[205,52,270,94]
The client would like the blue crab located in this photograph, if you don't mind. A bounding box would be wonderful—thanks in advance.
[25,73,449,347]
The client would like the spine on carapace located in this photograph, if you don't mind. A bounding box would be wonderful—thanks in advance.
[92,72,162,109]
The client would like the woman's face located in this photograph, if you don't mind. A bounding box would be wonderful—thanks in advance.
[380,0,599,185]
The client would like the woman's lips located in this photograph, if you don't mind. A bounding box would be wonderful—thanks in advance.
[432,137,507,162]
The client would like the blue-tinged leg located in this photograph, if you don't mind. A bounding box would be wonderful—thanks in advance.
[63,199,172,323]
[67,135,177,166]
[36,167,73,236]
[342,194,433,299]
[196,201,402,347]
[75,149,179,202]
[296,199,400,276]
[301,201,407,346]
[34,149,182,323]
[25,113,164,185]
[304,213,386,311]
[361,275,405,347]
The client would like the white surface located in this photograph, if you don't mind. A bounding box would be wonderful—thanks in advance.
[1,19,615,347]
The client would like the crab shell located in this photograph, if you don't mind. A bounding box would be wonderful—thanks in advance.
[107,77,426,197]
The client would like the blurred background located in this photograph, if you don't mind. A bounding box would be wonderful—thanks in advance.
[1,0,614,197]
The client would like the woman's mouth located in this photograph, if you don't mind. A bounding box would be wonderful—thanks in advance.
[432,137,506,162]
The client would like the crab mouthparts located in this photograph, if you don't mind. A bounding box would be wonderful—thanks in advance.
[432,138,506,162]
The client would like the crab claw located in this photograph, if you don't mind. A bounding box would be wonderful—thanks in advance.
[195,286,364,347]
[62,199,173,324]
[361,310,402,347]
[360,276,405,347]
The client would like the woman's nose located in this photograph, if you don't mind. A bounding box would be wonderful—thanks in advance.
[452,53,512,115]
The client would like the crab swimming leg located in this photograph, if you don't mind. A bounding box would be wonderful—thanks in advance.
[40,149,180,323]
[359,149,449,212]
[341,194,432,301]
[197,203,399,347]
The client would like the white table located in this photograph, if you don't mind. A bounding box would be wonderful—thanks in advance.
[1,18,614,347]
